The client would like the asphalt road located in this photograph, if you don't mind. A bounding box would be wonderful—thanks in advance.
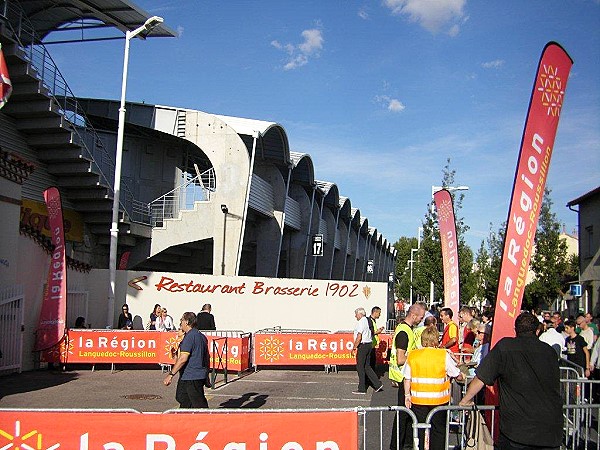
[0,364,398,412]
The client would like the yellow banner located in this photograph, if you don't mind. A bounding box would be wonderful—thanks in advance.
[20,198,83,242]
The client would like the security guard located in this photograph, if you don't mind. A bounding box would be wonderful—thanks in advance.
[389,303,425,450]
[404,326,463,450]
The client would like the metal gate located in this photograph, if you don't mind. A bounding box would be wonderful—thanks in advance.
[0,285,24,374]
[67,290,89,328]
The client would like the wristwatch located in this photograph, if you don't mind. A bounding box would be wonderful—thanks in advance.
[168,371,175,376]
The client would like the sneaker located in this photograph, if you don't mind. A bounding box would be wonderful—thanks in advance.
[375,385,384,393]
[352,390,367,395]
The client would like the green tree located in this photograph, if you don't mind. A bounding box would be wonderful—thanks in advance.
[392,236,418,300]
[473,222,505,309]
[412,159,475,305]
[523,188,568,311]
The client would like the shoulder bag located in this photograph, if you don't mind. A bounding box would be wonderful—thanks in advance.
[464,405,494,450]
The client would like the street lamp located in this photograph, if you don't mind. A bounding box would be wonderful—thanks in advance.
[409,248,418,304]
[431,185,469,213]
[107,16,164,328]
[221,204,228,275]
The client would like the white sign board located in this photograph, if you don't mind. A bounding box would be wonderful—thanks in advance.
[312,234,324,257]
[88,270,388,332]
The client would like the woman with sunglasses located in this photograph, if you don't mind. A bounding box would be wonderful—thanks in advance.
[117,304,133,330]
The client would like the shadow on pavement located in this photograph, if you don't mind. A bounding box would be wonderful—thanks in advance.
[219,392,269,409]
[0,370,79,400]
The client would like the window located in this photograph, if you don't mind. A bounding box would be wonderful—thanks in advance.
[585,225,593,258]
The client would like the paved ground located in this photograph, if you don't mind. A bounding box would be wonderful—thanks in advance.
[0,364,397,412]
[1,364,401,448]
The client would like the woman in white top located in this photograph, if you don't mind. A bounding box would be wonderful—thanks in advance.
[157,308,175,331]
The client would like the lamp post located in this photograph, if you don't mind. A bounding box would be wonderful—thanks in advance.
[221,204,228,275]
[431,185,469,213]
[107,16,164,328]
[409,248,418,304]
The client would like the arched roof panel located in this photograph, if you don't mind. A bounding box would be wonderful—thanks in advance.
[338,196,351,221]
[216,114,290,166]
[315,180,339,209]
[290,151,315,186]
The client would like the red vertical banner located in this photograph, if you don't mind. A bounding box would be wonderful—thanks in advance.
[491,42,573,347]
[35,187,68,351]
[0,43,12,109]
[434,189,460,321]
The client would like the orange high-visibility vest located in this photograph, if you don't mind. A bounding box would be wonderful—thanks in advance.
[406,348,450,405]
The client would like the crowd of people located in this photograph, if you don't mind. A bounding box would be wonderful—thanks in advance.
[353,302,600,450]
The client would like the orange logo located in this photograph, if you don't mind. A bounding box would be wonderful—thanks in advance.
[259,336,285,362]
[437,198,453,223]
[362,285,371,299]
[537,64,565,117]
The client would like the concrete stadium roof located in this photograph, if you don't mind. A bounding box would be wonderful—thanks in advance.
[216,114,290,166]
[290,151,315,186]
[338,196,351,221]
[19,0,177,42]
[315,180,339,209]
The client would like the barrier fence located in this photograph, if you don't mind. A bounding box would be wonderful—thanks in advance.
[1,403,596,450]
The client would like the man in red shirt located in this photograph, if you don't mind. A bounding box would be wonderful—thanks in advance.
[440,307,459,354]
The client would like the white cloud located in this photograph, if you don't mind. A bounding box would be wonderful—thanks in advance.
[176,25,184,38]
[272,28,324,71]
[481,59,505,69]
[383,0,467,35]
[375,95,406,112]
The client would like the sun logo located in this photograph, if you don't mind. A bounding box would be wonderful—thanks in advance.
[437,198,452,223]
[363,286,371,299]
[259,336,284,362]
[537,64,565,117]
[164,334,182,359]
[0,420,60,449]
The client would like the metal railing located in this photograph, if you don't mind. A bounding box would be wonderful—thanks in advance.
[0,0,141,222]
[148,168,216,227]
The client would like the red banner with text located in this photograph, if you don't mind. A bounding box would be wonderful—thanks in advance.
[42,330,250,371]
[35,187,67,351]
[0,410,357,449]
[492,42,573,347]
[254,332,392,366]
[434,189,460,321]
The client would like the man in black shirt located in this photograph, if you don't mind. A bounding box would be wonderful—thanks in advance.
[196,304,216,330]
[460,312,562,449]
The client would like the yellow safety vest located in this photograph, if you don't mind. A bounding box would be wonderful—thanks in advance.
[369,316,380,347]
[413,325,426,348]
[388,322,416,382]
[406,348,450,405]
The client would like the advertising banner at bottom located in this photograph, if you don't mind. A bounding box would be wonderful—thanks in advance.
[0,410,357,449]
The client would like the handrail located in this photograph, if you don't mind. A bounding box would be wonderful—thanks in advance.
[148,167,215,227]
[0,0,142,222]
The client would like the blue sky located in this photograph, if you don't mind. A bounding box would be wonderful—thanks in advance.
[47,0,599,253]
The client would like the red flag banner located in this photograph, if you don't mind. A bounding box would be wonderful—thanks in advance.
[0,43,12,108]
[434,189,460,321]
[35,187,68,351]
[491,42,573,347]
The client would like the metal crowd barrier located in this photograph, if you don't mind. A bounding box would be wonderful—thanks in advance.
[357,402,598,450]
[2,402,597,449]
